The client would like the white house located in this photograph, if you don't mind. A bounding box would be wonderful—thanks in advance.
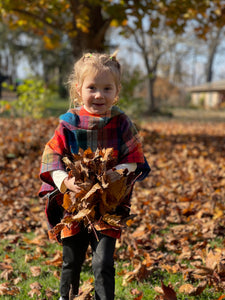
[187,80,225,108]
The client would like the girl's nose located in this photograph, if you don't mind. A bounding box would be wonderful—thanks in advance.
[95,90,103,99]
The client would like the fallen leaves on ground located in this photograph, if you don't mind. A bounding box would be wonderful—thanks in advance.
[0,117,225,298]
[0,282,20,296]
[74,278,94,300]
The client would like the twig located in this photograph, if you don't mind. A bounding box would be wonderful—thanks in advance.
[86,215,99,242]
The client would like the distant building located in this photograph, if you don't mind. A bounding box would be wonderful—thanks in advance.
[187,80,225,108]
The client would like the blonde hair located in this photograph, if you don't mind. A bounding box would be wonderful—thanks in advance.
[67,51,121,106]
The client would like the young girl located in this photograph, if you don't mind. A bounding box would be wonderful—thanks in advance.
[39,52,150,300]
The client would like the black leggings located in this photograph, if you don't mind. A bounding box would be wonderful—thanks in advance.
[60,228,116,300]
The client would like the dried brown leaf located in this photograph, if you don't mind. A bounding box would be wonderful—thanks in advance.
[0,269,13,280]
[102,214,124,227]
[161,281,177,300]
[30,266,41,277]
[75,278,94,300]
[179,281,207,296]
[205,249,221,270]
[45,251,63,267]
[0,282,20,296]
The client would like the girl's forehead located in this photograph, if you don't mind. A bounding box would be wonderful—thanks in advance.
[87,66,111,77]
[83,69,115,83]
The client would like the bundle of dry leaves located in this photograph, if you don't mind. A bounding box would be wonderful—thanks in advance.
[50,147,137,237]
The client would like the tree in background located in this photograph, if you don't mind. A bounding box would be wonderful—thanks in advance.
[204,26,225,83]
[0,0,128,97]
[0,0,128,58]
[0,23,27,97]
[1,0,224,59]
[21,37,74,98]
[127,20,177,113]
[120,0,225,113]
[0,0,224,113]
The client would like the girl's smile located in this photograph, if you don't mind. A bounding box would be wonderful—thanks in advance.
[77,70,119,115]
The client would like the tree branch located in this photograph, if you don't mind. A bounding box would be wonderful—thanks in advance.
[11,8,67,32]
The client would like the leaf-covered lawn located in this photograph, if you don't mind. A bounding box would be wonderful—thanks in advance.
[0,117,225,299]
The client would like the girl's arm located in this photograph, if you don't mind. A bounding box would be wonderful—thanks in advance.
[51,170,81,194]
[52,163,137,193]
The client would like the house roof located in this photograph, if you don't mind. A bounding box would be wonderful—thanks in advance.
[187,79,225,92]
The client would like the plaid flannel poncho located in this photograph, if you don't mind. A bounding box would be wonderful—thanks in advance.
[39,105,150,240]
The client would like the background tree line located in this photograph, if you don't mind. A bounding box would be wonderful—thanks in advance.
[0,0,225,115]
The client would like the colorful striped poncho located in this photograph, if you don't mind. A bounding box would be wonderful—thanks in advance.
[39,105,150,240]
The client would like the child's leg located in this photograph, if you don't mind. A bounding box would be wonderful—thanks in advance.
[90,232,116,300]
[60,229,89,299]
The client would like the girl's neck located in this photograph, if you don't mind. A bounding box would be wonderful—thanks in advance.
[83,105,111,117]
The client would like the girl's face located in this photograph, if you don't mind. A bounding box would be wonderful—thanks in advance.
[77,70,119,115]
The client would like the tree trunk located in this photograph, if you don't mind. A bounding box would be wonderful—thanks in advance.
[142,52,157,115]
[205,28,222,82]
[69,1,111,59]
[206,46,216,82]
[70,30,106,59]
[146,76,156,114]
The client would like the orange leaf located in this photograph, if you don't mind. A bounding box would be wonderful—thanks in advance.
[62,193,73,210]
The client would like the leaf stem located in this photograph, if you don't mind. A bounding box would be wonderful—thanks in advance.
[86,215,99,242]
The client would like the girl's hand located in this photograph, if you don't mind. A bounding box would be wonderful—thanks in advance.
[63,177,82,194]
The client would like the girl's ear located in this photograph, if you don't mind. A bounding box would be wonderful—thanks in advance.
[76,83,81,96]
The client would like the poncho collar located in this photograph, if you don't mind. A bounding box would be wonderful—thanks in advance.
[60,105,124,130]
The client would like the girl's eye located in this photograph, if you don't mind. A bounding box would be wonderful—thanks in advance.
[88,86,95,90]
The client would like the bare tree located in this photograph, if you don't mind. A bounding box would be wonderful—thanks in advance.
[205,27,224,82]
[128,18,178,113]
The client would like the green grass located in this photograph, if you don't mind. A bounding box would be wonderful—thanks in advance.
[44,97,70,117]
[0,233,224,299]
[0,233,61,299]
